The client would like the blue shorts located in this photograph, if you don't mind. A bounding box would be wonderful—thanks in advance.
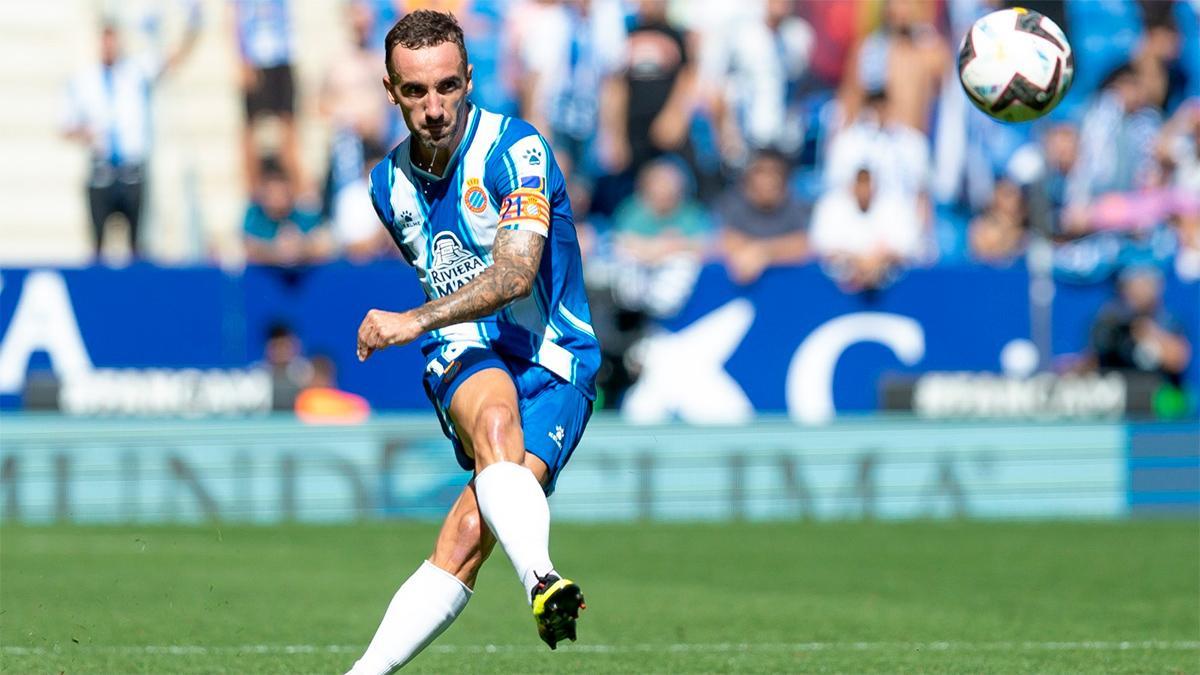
[422,346,592,495]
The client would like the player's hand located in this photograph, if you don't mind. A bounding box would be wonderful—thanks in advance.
[356,309,423,362]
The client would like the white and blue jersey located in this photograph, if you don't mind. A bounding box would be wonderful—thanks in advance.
[368,104,600,401]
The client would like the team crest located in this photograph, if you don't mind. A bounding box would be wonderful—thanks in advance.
[463,178,488,214]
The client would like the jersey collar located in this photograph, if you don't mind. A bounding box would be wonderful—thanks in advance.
[408,103,480,182]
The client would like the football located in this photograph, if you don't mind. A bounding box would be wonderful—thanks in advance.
[957,7,1074,123]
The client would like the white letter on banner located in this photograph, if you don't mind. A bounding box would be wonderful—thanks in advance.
[621,299,755,424]
[0,270,94,394]
[787,313,925,425]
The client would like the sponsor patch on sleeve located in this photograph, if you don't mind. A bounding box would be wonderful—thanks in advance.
[520,175,546,191]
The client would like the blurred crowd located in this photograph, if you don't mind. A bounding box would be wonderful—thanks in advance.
[62,0,1200,407]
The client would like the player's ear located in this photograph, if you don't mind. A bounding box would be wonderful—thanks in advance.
[465,63,474,97]
[382,75,398,105]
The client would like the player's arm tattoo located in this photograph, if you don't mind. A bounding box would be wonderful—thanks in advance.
[410,228,545,333]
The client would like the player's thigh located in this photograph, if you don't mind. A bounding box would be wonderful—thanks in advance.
[447,367,525,468]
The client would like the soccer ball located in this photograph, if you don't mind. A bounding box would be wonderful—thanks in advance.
[957,7,1074,123]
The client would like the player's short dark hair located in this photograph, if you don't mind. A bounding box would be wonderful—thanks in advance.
[384,10,468,82]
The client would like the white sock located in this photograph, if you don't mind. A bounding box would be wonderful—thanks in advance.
[474,461,557,600]
[345,561,471,675]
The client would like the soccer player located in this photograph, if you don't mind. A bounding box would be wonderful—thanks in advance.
[345,10,599,673]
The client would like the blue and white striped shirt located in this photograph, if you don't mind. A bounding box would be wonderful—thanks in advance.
[369,105,600,399]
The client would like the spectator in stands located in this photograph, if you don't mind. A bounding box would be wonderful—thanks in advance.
[1086,264,1192,387]
[825,89,930,201]
[1064,65,1163,233]
[1155,98,1200,194]
[510,0,626,173]
[599,0,698,181]
[714,149,810,285]
[243,158,332,266]
[1171,206,1200,281]
[295,354,370,424]
[810,166,921,291]
[838,0,949,135]
[319,0,392,219]
[709,0,815,167]
[609,158,709,317]
[968,179,1027,265]
[62,10,200,259]
[233,0,305,193]
[1009,123,1079,239]
[795,0,859,90]
[262,321,311,411]
[1128,9,1189,114]
[1157,99,1200,281]
[332,144,394,262]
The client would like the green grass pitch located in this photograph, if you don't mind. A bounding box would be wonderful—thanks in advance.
[2,521,1197,673]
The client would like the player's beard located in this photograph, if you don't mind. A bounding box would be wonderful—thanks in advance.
[415,104,465,170]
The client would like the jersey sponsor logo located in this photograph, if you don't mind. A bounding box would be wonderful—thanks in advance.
[463,178,488,214]
[522,146,543,167]
[429,231,487,296]
[398,210,419,228]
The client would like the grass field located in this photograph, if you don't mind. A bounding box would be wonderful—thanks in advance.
[2,521,1198,674]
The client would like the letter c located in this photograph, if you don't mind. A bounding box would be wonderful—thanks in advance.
[786,313,925,424]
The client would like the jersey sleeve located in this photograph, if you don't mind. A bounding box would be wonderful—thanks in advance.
[367,159,394,228]
[487,130,553,238]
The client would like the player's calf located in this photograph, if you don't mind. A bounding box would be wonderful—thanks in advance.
[429,505,496,588]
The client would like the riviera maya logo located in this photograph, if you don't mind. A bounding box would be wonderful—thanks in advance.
[429,231,486,296]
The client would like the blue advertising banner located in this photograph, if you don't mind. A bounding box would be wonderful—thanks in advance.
[0,263,431,410]
[0,416,1130,524]
[630,264,1032,422]
[0,263,1196,415]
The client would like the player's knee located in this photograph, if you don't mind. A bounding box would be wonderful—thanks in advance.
[473,403,520,462]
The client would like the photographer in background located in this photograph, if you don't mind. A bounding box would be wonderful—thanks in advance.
[1086,264,1192,389]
